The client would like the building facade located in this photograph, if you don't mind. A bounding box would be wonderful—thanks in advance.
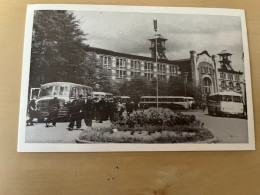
[85,33,245,102]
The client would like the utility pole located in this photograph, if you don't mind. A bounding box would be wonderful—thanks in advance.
[184,72,188,97]
[154,19,158,108]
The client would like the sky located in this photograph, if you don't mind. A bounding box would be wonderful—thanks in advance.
[73,10,245,72]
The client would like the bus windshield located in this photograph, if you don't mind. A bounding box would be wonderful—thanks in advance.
[39,86,53,97]
[221,95,232,102]
[39,85,69,97]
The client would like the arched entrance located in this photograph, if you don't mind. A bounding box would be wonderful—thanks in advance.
[202,77,212,95]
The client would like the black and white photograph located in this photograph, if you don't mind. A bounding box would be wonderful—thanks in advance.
[18,5,255,152]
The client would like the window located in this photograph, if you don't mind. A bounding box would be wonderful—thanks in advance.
[209,68,212,75]
[221,81,227,88]
[116,58,126,78]
[220,73,223,79]
[201,67,205,74]
[222,95,232,102]
[157,64,166,73]
[236,83,241,89]
[203,78,211,94]
[145,73,153,80]
[235,75,240,81]
[144,62,153,71]
[59,86,68,96]
[116,58,125,68]
[228,74,233,80]
[39,86,53,97]
[233,96,242,103]
[229,82,234,89]
[103,56,111,70]
[70,87,77,98]
[131,60,140,70]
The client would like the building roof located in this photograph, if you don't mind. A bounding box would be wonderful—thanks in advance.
[85,47,180,65]
[41,82,92,88]
[218,49,232,56]
[218,68,243,75]
[209,91,242,96]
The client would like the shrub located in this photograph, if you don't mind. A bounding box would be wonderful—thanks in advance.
[113,107,196,127]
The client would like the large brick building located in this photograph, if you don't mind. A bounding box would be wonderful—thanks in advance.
[85,33,245,102]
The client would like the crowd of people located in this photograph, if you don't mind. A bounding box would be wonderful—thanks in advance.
[26,94,138,130]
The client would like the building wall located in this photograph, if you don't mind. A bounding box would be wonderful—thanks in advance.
[97,53,179,81]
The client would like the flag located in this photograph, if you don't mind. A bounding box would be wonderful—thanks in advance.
[153,19,157,32]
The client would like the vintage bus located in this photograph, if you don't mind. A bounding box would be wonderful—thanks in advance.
[35,82,92,121]
[93,92,113,101]
[208,91,244,116]
[114,96,131,103]
[139,96,191,110]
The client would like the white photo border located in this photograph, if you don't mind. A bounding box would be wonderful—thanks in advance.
[17,4,255,152]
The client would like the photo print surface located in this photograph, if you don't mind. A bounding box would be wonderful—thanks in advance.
[17,5,255,152]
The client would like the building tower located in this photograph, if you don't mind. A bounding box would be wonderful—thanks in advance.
[149,34,168,59]
[218,50,234,71]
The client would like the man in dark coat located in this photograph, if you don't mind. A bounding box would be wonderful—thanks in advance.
[67,95,84,130]
[46,96,60,127]
[97,97,106,123]
[83,94,95,129]
[26,96,37,126]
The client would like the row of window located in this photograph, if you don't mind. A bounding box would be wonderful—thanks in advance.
[220,72,240,81]
[101,56,177,74]
[220,81,241,89]
[201,67,212,75]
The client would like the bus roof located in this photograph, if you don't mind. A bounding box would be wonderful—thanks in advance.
[209,91,242,96]
[93,92,106,95]
[117,96,130,99]
[140,96,187,98]
[41,82,92,88]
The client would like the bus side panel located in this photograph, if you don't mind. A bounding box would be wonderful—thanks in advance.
[208,101,221,114]
[220,102,243,115]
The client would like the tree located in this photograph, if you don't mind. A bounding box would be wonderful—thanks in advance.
[118,76,149,102]
[30,10,88,88]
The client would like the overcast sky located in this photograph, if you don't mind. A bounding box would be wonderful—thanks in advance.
[73,10,244,71]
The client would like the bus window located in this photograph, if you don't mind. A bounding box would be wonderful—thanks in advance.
[233,96,242,103]
[222,95,232,102]
[70,87,77,99]
[39,86,53,97]
[59,86,68,96]
[78,87,85,97]
[53,85,59,95]
[173,98,178,102]
[150,98,156,102]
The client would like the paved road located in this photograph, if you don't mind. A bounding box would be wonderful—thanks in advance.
[25,120,111,143]
[25,110,248,144]
[184,110,248,143]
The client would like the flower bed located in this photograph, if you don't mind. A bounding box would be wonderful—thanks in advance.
[77,108,216,143]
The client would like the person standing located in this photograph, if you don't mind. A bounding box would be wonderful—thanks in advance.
[83,94,95,129]
[67,95,84,130]
[26,96,37,126]
[98,97,106,123]
[46,96,60,127]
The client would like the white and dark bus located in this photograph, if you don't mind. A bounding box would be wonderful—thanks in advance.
[140,96,193,110]
[35,82,92,121]
[93,92,113,101]
[208,91,244,116]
